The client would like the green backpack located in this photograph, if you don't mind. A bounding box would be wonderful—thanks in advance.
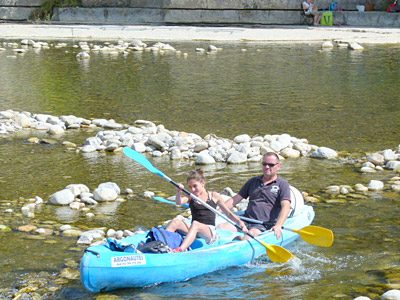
[321,11,334,26]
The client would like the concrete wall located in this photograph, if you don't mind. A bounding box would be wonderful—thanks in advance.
[0,0,43,20]
[80,0,387,11]
[53,7,306,25]
[1,0,398,26]
[333,10,400,26]
[53,7,400,27]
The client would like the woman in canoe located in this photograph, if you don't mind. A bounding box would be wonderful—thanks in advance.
[166,168,247,252]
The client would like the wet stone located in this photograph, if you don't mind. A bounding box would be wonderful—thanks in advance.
[60,267,80,280]
[18,225,37,232]
[0,224,12,232]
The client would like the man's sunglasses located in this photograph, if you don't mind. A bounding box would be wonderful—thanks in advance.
[262,162,279,168]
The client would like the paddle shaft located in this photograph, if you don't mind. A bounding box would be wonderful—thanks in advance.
[238,215,296,232]
[164,175,244,232]
[238,215,272,226]
[164,177,278,249]
[123,147,295,261]
[239,214,301,231]
[152,195,333,248]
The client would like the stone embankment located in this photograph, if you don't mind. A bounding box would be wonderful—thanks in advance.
[1,0,400,27]
[2,107,399,170]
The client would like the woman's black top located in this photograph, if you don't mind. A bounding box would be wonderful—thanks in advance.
[189,192,217,226]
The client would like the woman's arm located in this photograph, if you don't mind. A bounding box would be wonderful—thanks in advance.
[175,183,189,205]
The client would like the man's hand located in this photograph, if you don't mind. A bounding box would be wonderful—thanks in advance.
[270,225,283,239]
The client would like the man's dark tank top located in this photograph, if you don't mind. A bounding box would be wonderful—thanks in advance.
[189,192,217,226]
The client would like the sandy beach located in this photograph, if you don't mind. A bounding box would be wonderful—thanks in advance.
[2,23,400,44]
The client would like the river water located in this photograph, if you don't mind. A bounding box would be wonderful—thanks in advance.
[0,39,399,300]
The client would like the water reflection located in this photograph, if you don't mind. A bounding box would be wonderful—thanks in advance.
[95,201,121,215]
[55,206,80,223]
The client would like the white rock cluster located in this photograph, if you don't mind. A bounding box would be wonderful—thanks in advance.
[0,109,134,137]
[82,121,338,164]
[325,175,400,195]
[78,226,148,245]
[19,196,44,218]
[49,182,122,209]
[75,40,189,59]
[1,109,341,164]
[321,41,363,51]
[0,110,92,135]
[361,147,400,173]
[2,39,232,65]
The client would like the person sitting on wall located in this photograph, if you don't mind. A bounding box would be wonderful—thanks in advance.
[303,0,322,25]
[388,0,400,12]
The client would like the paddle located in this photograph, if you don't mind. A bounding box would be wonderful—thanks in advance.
[123,147,294,263]
[153,196,190,208]
[153,196,334,247]
[238,215,334,247]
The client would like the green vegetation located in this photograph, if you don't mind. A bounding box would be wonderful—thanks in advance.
[30,0,82,22]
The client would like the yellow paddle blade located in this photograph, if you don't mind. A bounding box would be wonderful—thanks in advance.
[262,242,294,263]
[291,225,334,247]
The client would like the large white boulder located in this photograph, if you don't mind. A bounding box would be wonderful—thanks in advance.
[93,188,118,202]
[233,134,251,144]
[195,152,216,165]
[280,148,300,159]
[382,149,396,162]
[227,151,247,164]
[13,113,31,128]
[50,189,75,205]
[66,184,90,196]
[386,161,400,171]
[368,152,385,165]
[368,180,384,191]
[98,182,120,195]
[381,290,400,300]
[310,147,338,159]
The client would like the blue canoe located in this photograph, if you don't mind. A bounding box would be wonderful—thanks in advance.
[80,204,315,292]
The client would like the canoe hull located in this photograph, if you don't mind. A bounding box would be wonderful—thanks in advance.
[80,205,315,292]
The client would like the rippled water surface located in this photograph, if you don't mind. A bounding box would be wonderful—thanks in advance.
[0,39,399,300]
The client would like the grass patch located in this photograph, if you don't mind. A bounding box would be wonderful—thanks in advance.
[30,0,82,22]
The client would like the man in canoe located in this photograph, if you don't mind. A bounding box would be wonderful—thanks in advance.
[217,152,291,239]
[166,168,246,252]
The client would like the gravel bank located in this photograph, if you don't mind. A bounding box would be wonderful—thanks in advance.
[2,23,400,44]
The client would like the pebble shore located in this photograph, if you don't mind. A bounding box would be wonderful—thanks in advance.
[2,24,400,44]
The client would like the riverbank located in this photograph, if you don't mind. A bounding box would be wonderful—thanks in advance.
[2,23,400,44]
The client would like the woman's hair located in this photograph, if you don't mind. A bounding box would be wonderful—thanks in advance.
[187,168,205,183]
